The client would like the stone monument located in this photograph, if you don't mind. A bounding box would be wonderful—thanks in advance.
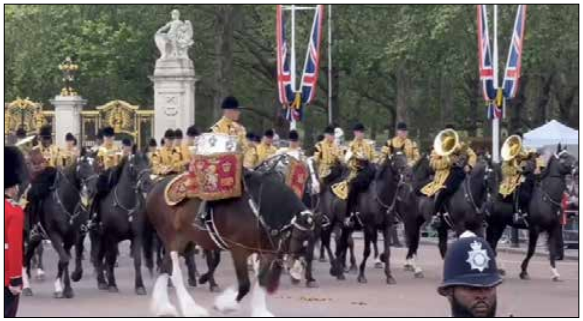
[51,57,86,147]
[151,9,197,141]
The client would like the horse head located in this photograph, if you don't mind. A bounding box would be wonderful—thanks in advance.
[126,148,153,195]
[76,149,98,201]
[553,145,578,176]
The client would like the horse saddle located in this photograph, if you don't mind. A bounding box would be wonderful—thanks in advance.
[164,173,189,206]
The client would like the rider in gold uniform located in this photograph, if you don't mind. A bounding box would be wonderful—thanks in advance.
[378,122,420,166]
[152,129,182,176]
[33,125,60,169]
[313,125,343,183]
[96,127,121,172]
[342,123,376,217]
[57,133,80,168]
[255,129,278,166]
[277,130,305,159]
[420,124,477,227]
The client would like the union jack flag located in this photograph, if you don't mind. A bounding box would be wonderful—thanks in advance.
[276,5,295,106]
[502,5,527,99]
[477,5,496,101]
[299,5,324,106]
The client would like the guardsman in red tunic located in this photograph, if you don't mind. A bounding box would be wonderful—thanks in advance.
[5,146,26,317]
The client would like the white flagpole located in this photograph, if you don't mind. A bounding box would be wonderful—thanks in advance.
[492,4,500,163]
[290,5,297,130]
[327,4,333,126]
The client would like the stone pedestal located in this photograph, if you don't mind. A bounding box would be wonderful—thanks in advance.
[151,58,197,142]
[50,95,87,148]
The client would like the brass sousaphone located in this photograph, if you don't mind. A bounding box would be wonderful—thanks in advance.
[501,134,523,161]
[433,128,460,156]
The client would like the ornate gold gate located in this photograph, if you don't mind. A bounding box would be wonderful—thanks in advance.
[4,98,55,141]
[80,100,154,149]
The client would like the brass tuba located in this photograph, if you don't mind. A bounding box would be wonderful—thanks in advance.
[501,134,523,161]
[433,128,459,157]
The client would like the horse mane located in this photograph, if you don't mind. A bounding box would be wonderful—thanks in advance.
[108,156,128,188]
[538,154,555,180]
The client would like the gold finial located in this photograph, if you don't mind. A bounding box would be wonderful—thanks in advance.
[59,56,80,96]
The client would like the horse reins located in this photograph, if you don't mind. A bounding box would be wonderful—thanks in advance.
[112,168,151,222]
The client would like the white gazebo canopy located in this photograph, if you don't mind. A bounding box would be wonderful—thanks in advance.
[523,120,579,149]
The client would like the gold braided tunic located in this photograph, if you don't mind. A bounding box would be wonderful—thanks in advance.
[313,140,342,180]
[97,143,121,171]
[499,149,541,198]
[255,142,277,165]
[57,147,79,168]
[420,142,477,197]
[331,138,375,200]
[151,146,179,176]
[210,116,256,169]
[34,145,61,168]
[378,137,420,166]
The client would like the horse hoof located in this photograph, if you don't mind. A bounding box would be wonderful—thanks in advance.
[188,278,197,287]
[199,274,209,285]
[71,270,83,282]
[214,288,239,314]
[552,276,561,282]
[22,288,33,296]
[108,285,119,293]
[319,257,327,263]
[414,271,424,279]
[357,275,367,284]
[251,309,275,317]
[306,280,319,288]
[209,284,220,293]
[519,272,530,280]
[498,268,506,276]
[403,264,414,272]
[63,288,74,299]
[53,291,63,299]
[291,277,300,285]
[135,286,147,295]
[374,262,384,269]
[98,282,108,290]
[386,277,397,285]
[35,272,46,282]
[183,304,210,317]
[336,274,346,281]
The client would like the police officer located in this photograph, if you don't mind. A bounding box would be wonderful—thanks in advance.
[378,122,420,166]
[5,147,26,317]
[313,125,343,183]
[437,232,502,317]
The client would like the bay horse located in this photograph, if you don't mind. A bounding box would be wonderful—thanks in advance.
[92,150,153,294]
[400,156,494,277]
[23,152,97,298]
[144,169,315,317]
[486,146,577,281]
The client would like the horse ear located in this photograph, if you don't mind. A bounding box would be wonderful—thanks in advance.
[557,143,562,154]
[80,147,86,157]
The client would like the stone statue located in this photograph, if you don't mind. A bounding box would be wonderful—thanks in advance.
[155,9,194,60]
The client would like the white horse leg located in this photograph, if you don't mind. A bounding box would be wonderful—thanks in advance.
[170,251,209,317]
[411,255,424,278]
[150,274,178,317]
[36,267,46,281]
[53,277,63,296]
[21,267,33,296]
[250,280,274,317]
[551,267,561,282]
[214,286,240,313]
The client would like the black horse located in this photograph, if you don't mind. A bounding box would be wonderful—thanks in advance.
[93,150,153,294]
[24,154,97,298]
[400,156,494,277]
[346,152,407,284]
[486,146,577,281]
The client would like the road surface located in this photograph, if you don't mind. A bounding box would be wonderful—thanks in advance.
[18,239,578,317]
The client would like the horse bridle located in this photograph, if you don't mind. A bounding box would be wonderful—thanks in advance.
[463,162,493,215]
[52,159,96,225]
[112,162,151,221]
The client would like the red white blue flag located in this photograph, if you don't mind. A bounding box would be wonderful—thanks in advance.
[299,5,324,106]
[477,5,496,101]
[276,5,295,106]
[502,5,527,99]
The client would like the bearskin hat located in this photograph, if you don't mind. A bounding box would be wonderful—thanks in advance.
[5,146,25,188]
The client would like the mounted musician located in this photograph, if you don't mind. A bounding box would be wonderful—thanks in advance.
[420,125,477,227]
[151,129,183,176]
[312,125,343,183]
[377,122,420,166]
[255,129,278,166]
[498,132,542,224]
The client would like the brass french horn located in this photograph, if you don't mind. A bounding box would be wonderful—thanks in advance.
[433,128,460,157]
[501,134,523,161]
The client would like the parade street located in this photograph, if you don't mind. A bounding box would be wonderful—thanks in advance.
[19,239,579,318]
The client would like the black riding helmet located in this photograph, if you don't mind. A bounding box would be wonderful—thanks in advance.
[438,232,502,296]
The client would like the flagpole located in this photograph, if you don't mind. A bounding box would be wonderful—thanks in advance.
[492,4,500,163]
[327,4,333,126]
[290,5,297,130]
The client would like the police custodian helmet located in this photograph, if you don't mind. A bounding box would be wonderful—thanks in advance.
[438,232,502,295]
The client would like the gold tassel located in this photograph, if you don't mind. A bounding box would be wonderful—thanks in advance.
[495,88,504,108]
[291,92,302,110]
